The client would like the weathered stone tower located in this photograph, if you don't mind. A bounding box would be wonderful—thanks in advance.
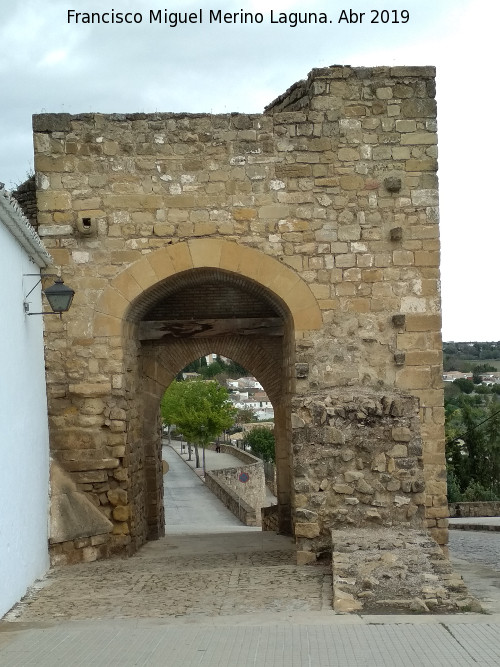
[33,65,445,566]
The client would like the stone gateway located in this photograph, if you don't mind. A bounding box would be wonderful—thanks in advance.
[31,66,445,567]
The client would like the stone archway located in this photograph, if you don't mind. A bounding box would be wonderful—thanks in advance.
[92,240,322,551]
[38,67,447,568]
[93,239,322,336]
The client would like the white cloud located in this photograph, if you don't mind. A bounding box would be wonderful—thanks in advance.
[1,0,498,339]
[39,49,68,67]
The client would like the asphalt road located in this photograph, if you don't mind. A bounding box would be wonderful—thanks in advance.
[449,530,500,613]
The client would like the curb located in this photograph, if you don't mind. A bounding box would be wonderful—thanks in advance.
[449,523,500,532]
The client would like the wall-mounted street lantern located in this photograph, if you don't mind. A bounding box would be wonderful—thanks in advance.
[24,274,75,318]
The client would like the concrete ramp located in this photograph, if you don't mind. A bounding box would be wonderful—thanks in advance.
[162,444,260,534]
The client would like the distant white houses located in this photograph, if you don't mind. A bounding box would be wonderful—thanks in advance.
[232,376,263,391]
[254,407,275,421]
[179,372,273,418]
[244,390,274,420]
[228,391,249,404]
[442,372,473,382]
[443,371,500,385]
[480,374,500,385]
[227,381,274,420]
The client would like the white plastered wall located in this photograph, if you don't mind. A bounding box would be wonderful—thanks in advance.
[0,218,50,618]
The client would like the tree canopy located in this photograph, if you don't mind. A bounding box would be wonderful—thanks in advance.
[443,341,500,371]
[242,427,275,463]
[445,389,500,502]
[178,356,249,381]
[236,407,258,425]
[453,378,475,394]
[161,379,236,447]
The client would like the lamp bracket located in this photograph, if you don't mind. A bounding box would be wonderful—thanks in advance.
[23,273,66,317]
[23,273,60,301]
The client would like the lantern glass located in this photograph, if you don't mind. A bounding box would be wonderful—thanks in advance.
[43,277,75,313]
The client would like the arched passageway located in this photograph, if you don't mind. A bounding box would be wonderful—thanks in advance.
[126,265,297,544]
[44,239,321,562]
[85,240,322,555]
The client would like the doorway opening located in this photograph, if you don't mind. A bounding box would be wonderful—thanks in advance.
[161,354,278,530]
[122,267,296,550]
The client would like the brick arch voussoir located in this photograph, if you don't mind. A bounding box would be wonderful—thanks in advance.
[153,336,283,405]
[94,240,322,336]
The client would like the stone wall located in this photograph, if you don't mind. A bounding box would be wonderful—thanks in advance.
[207,457,266,523]
[449,502,500,518]
[263,461,277,496]
[205,472,259,526]
[331,527,480,613]
[210,443,259,464]
[33,65,445,562]
[49,461,112,566]
[207,439,267,527]
[292,390,427,562]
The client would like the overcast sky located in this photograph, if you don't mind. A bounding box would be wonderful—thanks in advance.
[1,0,498,342]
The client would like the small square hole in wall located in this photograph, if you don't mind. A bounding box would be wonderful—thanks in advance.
[76,216,96,235]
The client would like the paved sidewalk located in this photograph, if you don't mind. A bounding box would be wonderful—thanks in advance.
[167,439,246,475]
[0,447,330,627]
[162,444,257,534]
[449,529,500,614]
[1,614,500,666]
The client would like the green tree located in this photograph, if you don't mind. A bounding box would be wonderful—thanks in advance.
[242,427,275,463]
[483,398,500,491]
[161,380,236,468]
[460,401,488,485]
[445,393,500,500]
[161,380,185,443]
[178,356,250,382]
[236,407,258,424]
[444,382,461,401]
[453,378,475,394]
[201,360,226,379]
[225,359,248,378]
[474,363,497,373]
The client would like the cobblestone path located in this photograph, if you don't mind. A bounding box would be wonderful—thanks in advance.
[7,448,498,624]
[7,532,332,621]
[6,447,332,622]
